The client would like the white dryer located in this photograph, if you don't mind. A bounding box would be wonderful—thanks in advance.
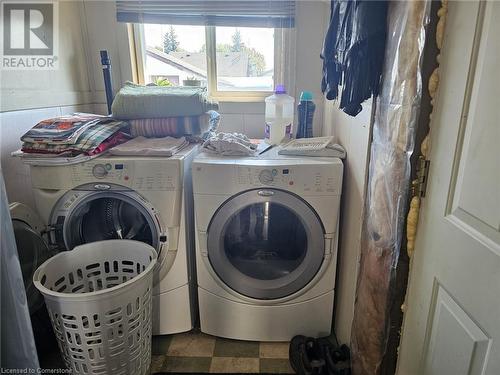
[17,145,198,335]
[192,149,343,341]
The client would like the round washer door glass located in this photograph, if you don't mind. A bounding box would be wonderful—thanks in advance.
[12,220,51,315]
[207,189,325,299]
[62,192,160,251]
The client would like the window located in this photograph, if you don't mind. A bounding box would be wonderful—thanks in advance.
[142,24,208,88]
[214,27,274,92]
[118,0,295,101]
[137,24,280,100]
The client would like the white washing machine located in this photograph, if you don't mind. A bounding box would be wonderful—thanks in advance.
[192,148,343,341]
[13,145,198,335]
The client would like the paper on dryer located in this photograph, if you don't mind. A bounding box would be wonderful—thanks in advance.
[278,136,346,159]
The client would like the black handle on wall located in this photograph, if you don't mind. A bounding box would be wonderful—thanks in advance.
[100,50,114,115]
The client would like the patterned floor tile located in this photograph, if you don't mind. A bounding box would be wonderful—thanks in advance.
[150,355,166,373]
[150,331,296,373]
[209,357,260,373]
[214,338,260,358]
[162,356,212,373]
[152,335,172,355]
[259,342,290,359]
[259,358,294,374]
[168,332,216,357]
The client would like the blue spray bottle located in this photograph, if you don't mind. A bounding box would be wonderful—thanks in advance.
[296,91,315,138]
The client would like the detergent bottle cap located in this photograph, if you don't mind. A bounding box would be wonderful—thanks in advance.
[300,91,313,101]
[275,84,287,94]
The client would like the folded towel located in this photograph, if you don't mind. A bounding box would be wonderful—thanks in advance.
[130,111,220,138]
[14,132,130,166]
[202,132,257,156]
[111,82,218,120]
[21,113,109,145]
[109,136,189,157]
[21,120,129,154]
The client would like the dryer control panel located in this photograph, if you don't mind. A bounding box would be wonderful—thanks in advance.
[237,165,341,195]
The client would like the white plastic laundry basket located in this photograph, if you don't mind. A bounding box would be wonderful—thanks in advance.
[33,240,157,375]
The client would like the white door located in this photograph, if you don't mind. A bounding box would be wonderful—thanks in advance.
[397,1,500,374]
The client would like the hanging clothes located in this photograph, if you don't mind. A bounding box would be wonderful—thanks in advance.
[321,0,388,116]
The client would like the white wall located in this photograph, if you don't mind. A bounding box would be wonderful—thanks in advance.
[79,0,133,113]
[323,101,373,344]
[217,102,266,138]
[0,1,93,112]
[293,0,330,136]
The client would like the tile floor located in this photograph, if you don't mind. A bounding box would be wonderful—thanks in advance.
[151,330,294,374]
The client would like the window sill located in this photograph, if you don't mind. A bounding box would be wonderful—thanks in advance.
[210,90,272,103]
[211,96,268,103]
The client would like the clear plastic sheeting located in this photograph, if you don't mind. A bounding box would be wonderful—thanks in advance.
[350,1,430,374]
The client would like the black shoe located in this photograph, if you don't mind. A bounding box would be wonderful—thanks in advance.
[316,338,351,375]
[289,335,326,375]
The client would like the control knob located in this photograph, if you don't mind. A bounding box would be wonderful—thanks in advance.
[92,164,108,178]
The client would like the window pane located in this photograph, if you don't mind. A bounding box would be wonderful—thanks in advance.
[143,24,207,87]
[215,27,274,92]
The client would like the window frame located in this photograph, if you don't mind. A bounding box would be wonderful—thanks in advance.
[129,23,293,102]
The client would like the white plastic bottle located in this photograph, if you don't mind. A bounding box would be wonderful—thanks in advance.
[264,85,295,145]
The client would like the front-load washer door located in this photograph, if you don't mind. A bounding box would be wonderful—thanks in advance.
[207,188,325,300]
[52,190,161,252]
[10,202,53,315]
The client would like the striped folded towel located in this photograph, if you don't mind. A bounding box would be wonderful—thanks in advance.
[129,111,220,138]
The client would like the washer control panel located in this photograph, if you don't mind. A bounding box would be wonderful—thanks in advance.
[68,160,179,191]
[72,162,130,184]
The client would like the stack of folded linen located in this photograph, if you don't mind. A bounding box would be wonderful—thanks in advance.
[129,110,220,139]
[14,113,130,164]
[109,136,189,157]
[111,82,220,139]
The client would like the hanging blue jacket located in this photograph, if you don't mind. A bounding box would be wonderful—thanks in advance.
[321,0,388,116]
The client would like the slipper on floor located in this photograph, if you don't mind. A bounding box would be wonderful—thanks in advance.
[316,338,351,375]
[289,335,326,375]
